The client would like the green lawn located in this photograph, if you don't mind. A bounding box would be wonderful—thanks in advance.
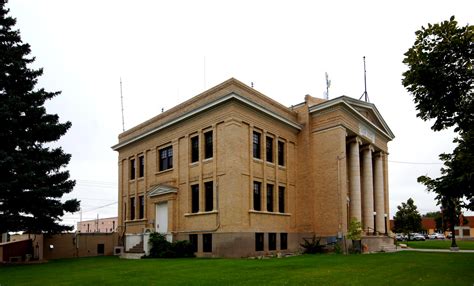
[406,239,474,250]
[1,252,474,285]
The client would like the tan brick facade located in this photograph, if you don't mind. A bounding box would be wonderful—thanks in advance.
[112,78,394,257]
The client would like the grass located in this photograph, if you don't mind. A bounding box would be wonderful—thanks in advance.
[1,252,474,285]
[406,239,474,250]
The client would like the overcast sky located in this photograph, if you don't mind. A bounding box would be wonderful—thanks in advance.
[6,0,473,227]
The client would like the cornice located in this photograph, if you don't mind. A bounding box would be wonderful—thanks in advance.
[309,96,395,140]
[112,92,302,151]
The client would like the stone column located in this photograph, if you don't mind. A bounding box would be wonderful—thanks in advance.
[361,145,374,232]
[373,152,385,235]
[348,137,362,222]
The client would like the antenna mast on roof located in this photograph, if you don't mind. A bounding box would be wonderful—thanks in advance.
[359,56,369,102]
[203,56,206,90]
[324,72,331,100]
[120,77,125,132]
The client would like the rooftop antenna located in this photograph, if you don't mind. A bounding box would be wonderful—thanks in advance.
[120,77,125,131]
[324,72,331,100]
[203,56,206,90]
[359,56,369,102]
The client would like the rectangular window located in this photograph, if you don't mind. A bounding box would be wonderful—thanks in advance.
[130,158,136,180]
[204,181,213,212]
[267,184,274,212]
[189,234,198,253]
[204,130,213,159]
[138,195,144,219]
[138,155,145,178]
[278,141,285,166]
[280,233,288,250]
[191,136,199,163]
[266,136,273,162]
[253,181,262,211]
[159,146,173,171]
[203,234,212,253]
[278,186,285,213]
[255,233,264,251]
[130,197,135,220]
[253,131,261,159]
[191,184,199,213]
[269,233,276,251]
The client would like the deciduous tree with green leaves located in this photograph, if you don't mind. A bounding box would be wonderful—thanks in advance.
[0,0,79,234]
[393,198,422,235]
[402,16,473,248]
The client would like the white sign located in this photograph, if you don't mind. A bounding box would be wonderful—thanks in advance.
[359,124,375,143]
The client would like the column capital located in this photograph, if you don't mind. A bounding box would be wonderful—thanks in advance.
[360,144,374,153]
[348,136,363,145]
[373,151,385,158]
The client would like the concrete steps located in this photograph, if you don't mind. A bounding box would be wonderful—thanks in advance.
[362,236,397,253]
[120,252,144,259]
[379,242,397,252]
[127,241,144,253]
[120,241,145,259]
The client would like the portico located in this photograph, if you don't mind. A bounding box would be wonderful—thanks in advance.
[347,136,389,235]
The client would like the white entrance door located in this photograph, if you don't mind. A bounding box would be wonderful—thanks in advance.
[155,202,168,234]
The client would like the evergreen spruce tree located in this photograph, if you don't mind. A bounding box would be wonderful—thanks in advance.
[0,0,79,234]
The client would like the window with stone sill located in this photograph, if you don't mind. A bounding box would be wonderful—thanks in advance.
[191,136,199,163]
[253,181,262,211]
[253,131,261,159]
[159,146,173,171]
[204,130,213,159]
[138,155,145,178]
[130,158,136,180]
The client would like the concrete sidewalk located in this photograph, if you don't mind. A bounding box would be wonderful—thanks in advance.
[397,247,474,253]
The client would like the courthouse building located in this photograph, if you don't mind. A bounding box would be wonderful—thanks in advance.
[112,78,395,257]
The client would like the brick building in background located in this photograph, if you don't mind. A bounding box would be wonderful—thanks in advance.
[77,217,117,233]
[112,78,395,257]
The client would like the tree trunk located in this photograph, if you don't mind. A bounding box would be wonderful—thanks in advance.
[450,224,457,248]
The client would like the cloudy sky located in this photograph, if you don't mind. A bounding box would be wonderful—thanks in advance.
[6,0,473,227]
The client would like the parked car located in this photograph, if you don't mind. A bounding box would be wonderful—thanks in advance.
[395,234,406,241]
[447,232,453,239]
[429,233,445,239]
[409,233,426,241]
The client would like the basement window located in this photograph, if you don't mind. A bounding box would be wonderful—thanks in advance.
[189,234,198,253]
[203,234,212,253]
[255,233,264,251]
[269,233,276,251]
[280,233,288,250]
